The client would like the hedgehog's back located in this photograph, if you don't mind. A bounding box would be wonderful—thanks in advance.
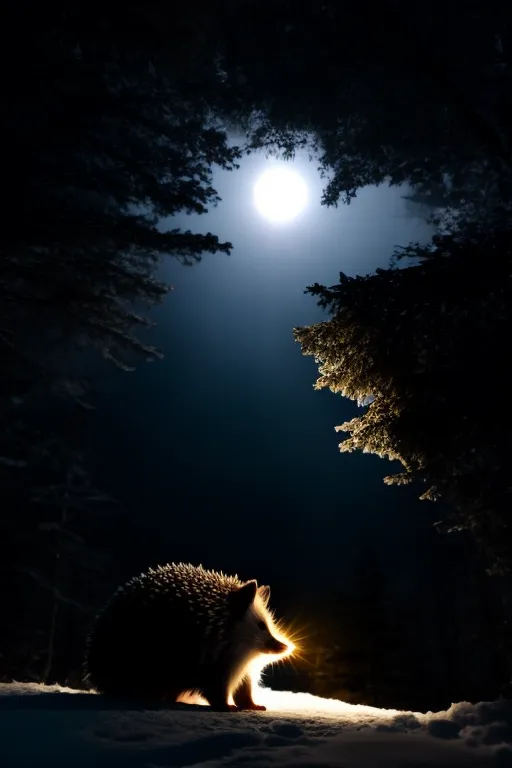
[85,576,208,699]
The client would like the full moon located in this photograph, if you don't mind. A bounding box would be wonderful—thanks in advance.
[253,167,308,223]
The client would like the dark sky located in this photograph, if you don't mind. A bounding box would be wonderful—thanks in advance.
[85,149,437,594]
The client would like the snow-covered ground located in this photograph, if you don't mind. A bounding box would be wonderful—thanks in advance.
[1,682,512,767]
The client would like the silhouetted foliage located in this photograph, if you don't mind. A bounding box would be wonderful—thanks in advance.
[0,1,239,682]
[215,0,512,217]
[298,538,511,711]
[306,549,399,707]
[295,224,512,572]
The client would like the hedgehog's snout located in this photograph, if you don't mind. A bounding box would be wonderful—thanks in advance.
[264,636,289,655]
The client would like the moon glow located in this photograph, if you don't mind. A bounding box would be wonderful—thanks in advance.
[253,167,308,223]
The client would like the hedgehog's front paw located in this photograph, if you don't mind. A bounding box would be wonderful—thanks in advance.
[235,701,266,711]
[209,702,240,712]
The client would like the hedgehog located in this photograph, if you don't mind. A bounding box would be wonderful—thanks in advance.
[84,562,292,711]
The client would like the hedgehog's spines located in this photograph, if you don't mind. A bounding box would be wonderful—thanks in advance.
[84,562,285,709]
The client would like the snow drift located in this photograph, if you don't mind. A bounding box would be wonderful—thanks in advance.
[1,682,511,767]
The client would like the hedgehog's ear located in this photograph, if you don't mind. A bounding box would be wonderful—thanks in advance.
[258,585,270,604]
[230,580,257,617]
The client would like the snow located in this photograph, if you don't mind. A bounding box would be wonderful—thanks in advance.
[1,682,511,767]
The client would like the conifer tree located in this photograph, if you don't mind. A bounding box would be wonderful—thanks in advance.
[294,224,512,572]
[0,1,239,681]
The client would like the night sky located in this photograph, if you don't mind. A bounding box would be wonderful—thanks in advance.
[84,149,436,595]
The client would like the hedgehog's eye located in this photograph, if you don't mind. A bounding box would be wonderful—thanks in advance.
[257,620,266,631]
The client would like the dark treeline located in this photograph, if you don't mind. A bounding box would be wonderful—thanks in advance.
[1,0,239,684]
[1,0,512,710]
[274,531,512,712]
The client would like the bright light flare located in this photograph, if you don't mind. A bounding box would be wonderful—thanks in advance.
[253,167,308,223]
